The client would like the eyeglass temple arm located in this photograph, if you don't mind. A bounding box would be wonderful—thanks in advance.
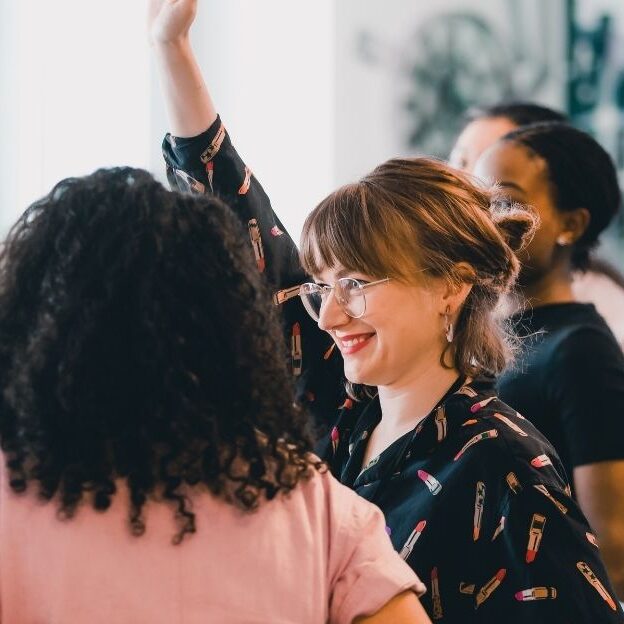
[273,284,304,306]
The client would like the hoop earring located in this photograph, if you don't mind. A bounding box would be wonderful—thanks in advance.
[444,305,454,343]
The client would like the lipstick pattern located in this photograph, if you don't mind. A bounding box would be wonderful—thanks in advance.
[530,454,553,468]
[330,426,339,455]
[525,513,546,563]
[577,561,618,611]
[247,218,266,272]
[515,587,557,601]
[418,470,442,495]
[473,481,485,541]
[475,569,506,608]
[400,520,427,560]
[291,323,302,376]
[205,161,214,192]
[454,429,498,461]
[200,122,226,163]
[435,406,448,442]
[238,166,252,195]
[431,567,443,620]
[493,412,528,436]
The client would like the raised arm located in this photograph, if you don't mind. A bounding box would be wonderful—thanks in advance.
[147,0,343,434]
[148,0,216,138]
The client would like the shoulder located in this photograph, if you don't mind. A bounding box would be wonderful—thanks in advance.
[444,389,571,491]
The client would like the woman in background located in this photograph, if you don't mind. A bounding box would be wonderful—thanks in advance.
[450,101,624,349]
[0,167,429,624]
[474,121,624,598]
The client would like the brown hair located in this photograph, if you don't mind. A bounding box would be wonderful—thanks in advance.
[300,157,536,382]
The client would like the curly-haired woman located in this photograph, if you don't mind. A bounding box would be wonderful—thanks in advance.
[0,168,430,623]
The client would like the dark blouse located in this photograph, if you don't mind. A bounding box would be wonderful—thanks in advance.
[163,117,624,623]
[322,376,623,622]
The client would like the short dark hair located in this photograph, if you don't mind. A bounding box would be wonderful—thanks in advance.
[0,167,317,543]
[465,101,568,127]
[501,122,622,270]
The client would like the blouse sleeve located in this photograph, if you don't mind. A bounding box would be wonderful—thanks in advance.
[161,117,342,431]
[327,476,426,624]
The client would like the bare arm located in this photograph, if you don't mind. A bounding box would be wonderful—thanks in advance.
[148,0,216,137]
[575,460,624,598]
[354,591,431,624]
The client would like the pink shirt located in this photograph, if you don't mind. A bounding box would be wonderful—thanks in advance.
[0,465,424,623]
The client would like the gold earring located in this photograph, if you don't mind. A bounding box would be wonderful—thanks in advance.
[556,234,572,246]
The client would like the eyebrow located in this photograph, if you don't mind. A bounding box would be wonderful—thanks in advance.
[499,181,526,192]
[314,267,352,283]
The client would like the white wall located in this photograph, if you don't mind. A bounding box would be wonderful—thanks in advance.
[0,0,152,235]
[151,0,336,243]
[1,0,336,243]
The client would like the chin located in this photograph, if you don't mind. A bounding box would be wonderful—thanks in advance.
[344,365,381,388]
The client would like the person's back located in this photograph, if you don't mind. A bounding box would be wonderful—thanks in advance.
[0,462,423,624]
[0,167,428,624]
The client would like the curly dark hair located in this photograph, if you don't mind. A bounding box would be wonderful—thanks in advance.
[0,167,318,543]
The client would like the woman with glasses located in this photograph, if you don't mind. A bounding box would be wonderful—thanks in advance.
[150,1,623,621]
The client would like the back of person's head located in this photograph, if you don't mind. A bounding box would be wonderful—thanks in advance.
[465,101,568,126]
[500,122,622,270]
[0,167,315,543]
[300,158,536,381]
[450,101,569,173]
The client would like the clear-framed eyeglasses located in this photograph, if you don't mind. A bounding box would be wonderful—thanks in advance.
[299,277,391,322]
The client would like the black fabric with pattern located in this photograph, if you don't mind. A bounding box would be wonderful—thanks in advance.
[325,377,624,623]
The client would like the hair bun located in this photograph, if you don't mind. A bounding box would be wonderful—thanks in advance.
[489,196,538,254]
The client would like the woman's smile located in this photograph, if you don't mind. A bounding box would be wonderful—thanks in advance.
[335,332,376,355]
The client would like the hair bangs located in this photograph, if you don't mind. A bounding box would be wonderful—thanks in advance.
[300,183,392,279]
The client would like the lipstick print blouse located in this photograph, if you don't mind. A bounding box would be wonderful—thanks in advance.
[162,119,623,623]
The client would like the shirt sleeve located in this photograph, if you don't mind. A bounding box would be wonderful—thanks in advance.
[161,118,342,431]
[327,475,426,624]
[479,481,624,623]
[545,326,624,467]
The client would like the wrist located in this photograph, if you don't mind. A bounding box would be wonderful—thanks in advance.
[150,34,191,49]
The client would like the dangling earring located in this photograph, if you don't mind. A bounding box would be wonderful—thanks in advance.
[444,305,454,343]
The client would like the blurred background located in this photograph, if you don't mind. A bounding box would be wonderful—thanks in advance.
[0,0,622,265]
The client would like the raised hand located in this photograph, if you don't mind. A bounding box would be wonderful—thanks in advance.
[148,0,197,45]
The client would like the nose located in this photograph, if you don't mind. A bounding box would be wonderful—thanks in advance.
[318,290,350,332]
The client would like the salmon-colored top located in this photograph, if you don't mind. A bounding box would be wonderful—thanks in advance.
[0,464,424,624]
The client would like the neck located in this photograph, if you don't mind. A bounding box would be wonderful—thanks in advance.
[377,364,461,434]
[514,265,576,312]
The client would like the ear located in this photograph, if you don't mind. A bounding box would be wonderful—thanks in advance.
[439,263,474,316]
[556,207,590,246]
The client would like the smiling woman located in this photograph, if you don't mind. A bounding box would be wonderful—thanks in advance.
[152,1,624,621]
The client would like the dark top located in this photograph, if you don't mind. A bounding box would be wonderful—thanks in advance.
[498,303,624,483]
[323,376,623,622]
[162,116,345,435]
[163,119,624,623]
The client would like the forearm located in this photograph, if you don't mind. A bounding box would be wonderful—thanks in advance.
[152,38,217,138]
[575,461,624,598]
